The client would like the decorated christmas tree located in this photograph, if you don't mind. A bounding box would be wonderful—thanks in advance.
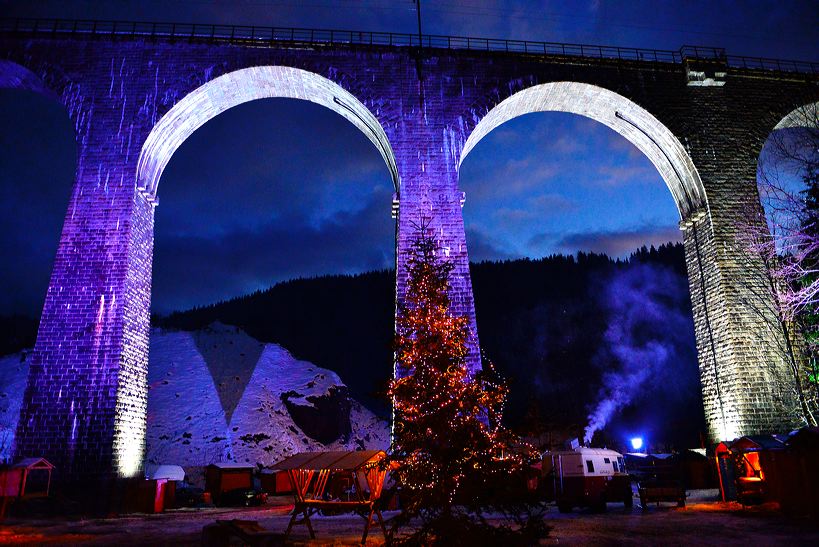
[388,220,546,545]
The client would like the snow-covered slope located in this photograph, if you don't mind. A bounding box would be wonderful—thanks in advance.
[0,324,390,467]
[144,329,234,467]
[0,352,28,462]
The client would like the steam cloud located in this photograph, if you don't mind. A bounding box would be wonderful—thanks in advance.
[583,262,694,445]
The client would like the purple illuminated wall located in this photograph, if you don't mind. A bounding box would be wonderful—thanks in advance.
[1,31,817,482]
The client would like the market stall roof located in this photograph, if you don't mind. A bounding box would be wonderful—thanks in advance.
[731,435,786,451]
[625,452,675,461]
[786,426,819,450]
[207,463,254,469]
[12,458,54,470]
[145,464,185,481]
[271,450,385,472]
[716,434,788,455]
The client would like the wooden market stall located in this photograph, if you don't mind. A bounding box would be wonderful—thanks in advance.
[713,428,819,515]
[270,450,389,544]
[0,458,54,518]
[205,463,254,505]
[259,468,293,495]
[8,458,54,498]
[715,435,786,504]
[777,427,819,518]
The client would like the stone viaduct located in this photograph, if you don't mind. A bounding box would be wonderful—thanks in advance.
[1,19,817,483]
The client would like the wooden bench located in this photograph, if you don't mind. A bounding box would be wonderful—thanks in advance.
[639,485,686,508]
[270,450,389,545]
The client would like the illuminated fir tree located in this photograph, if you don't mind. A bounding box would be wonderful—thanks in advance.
[388,221,545,545]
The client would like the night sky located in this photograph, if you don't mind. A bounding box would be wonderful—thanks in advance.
[1,1,817,316]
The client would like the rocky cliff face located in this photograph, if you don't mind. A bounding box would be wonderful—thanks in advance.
[0,323,389,467]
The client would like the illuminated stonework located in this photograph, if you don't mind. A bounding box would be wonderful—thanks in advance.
[460,82,707,219]
[775,102,819,130]
[137,65,399,199]
[457,81,783,446]
[1,27,817,482]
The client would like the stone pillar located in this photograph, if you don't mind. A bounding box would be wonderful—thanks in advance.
[393,143,481,375]
[13,125,154,483]
[681,193,803,442]
[681,210,739,442]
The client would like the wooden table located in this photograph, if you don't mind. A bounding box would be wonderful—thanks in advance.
[270,450,389,545]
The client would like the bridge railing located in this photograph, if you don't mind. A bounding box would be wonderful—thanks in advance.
[1,18,816,76]
[725,55,818,74]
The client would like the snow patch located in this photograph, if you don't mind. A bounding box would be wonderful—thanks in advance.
[0,326,390,470]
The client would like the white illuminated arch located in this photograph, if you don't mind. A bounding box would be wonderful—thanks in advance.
[459,82,707,219]
[774,102,819,130]
[137,65,399,199]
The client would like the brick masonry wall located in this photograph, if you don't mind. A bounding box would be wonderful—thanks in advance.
[1,33,817,480]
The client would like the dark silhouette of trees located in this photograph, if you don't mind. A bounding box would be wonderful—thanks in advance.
[1,242,701,446]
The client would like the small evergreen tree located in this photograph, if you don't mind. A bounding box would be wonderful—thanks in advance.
[388,220,546,545]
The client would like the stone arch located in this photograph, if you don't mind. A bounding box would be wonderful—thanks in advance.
[459,81,707,220]
[137,65,399,200]
[0,58,87,184]
[754,101,819,429]
[0,59,57,98]
[759,100,819,187]
[455,81,762,442]
[100,65,401,478]
[774,101,819,130]
[0,60,83,468]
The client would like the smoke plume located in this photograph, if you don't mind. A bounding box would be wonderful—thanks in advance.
[583,261,694,445]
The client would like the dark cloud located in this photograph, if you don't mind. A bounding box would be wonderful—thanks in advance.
[152,186,395,313]
[553,225,682,257]
[526,193,578,212]
[464,228,516,263]
[589,164,659,188]
[151,98,395,313]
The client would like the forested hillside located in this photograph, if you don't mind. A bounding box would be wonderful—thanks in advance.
[1,243,706,448]
[154,242,703,447]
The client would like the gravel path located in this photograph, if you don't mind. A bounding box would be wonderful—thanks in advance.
[0,499,816,545]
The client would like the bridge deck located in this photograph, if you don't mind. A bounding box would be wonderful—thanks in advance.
[1,17,816,77]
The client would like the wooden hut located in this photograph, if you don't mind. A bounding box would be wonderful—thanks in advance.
[259,468,293,495]
[0,458,55,518]
[677,449,717,489]
[715,435,786,503]
[0,458,54,498]
[205,463,254,504]
[772,427,819,518]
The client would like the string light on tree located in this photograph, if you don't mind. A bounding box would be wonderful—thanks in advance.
[387,218,542,543]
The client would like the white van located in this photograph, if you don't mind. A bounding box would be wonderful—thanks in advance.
[542,447,632,512]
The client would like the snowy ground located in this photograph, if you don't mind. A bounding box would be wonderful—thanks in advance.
[0,352,26,463]
[145,324,389,477]
[0,324,390,470]
[0,495,816,545]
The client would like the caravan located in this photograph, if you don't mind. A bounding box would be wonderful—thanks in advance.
[542,447,632,512]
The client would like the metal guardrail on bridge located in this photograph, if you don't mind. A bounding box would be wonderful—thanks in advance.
[1,18,817,76]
